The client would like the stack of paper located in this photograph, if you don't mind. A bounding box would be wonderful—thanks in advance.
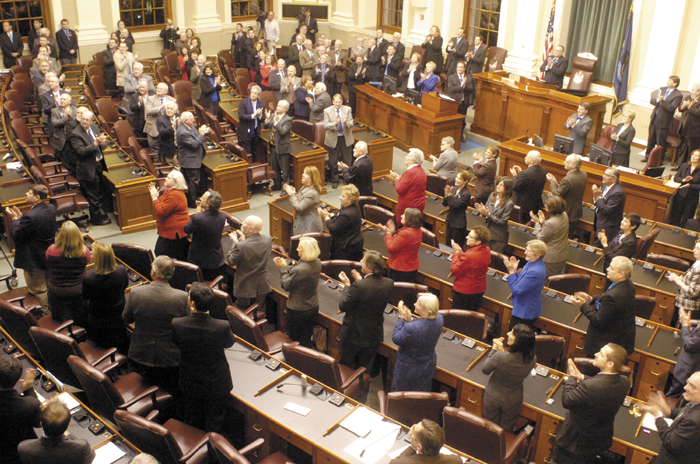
[93,442,126,464]
[340,407,383,437]
[344,421,401,464]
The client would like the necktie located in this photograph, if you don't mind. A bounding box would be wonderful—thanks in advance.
[127,57,132,75]
[321,65,326,82]
[337,109,343,135]
[288,82,295,103]
[253,101,258,129]
[385,60,389,75]
[88,128,103,161]
[9,32,12,42]
[674,403,691,423]
[665,89,671,98]
[160,97,164,106]
[54,92,59,105]
[65,29,69,37]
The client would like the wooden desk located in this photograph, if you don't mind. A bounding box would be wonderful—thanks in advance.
[102,163,157,234]
[355,85,464,156]
[352,126,395,179]
[471,71,610,153]
[499,137,676,223]
[200,147,250,212]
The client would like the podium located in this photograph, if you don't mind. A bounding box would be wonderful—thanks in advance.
[422,92,460,115]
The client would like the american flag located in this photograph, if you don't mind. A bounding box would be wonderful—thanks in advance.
[541,1,556,79]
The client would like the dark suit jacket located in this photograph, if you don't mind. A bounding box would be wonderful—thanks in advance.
[580,278,636,355]
[70,123,107,182]
[602,232,637,272]
[157,114,177,160]
[102,48,117,89]
[347,63,367,93]
[482,350,537,424]
[172,312,234,396]
[442,187,471,229]
[198,75,222,114]
[326,204,363,259]
[673,324,700,387]
[128,97,146,135]
[295,87,311,119]
[176,123,206,169]
[611,123,636,167]
[11,202,56,272]
[382,54,402,79]
[466,44,486,76]
[184,210,226,270]
[651,88,683,129]
[399,64,422,93]
[444,37,469,75]
[0,388,41,464]
[280,259,322,311]
[445,73,474,103]
[343,155,373,196]
[237,97,265,140]
[18,435,95,464]
[655,402,700,464]
[556,372,631,456]
[231,31,246,64]
[304,17,318,44]
[540,56,568,89]
[366,46,383,82]
[339,273,394,347]
[550,168,588,223]
[422,36,444,73]
[264,113,293,154]
[40,90,70,135]
[123,280,189,367]
[513,164,547,216]
[55,28,78,60]
[389,446,463,464]
[594,182,626,239]
[287,43,303,76]
[678,96,700,139]
[390,42,406,61]
[564,114,593,155]
[0,30,24,67]
[473,159,497,202]
[50,105,78,151]
[309,91,331,123]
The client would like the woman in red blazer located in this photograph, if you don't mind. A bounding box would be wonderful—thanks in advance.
[378,208,423,283]
[392,149,427,219]
[451,225,492,312]
[148,171,190,261]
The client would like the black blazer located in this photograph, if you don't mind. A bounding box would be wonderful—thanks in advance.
[390,447,463,464]
[55,28,78,60]
[69,123,107,182]
[313,63,335,86]
[674,163,700,200]
[172,312,235,395]
[444,37,470,75]
[539,56,568,89]
[580,278,636,355]
[594,182,626,239]
[382,54,402,79]
[466,44,486,76]
[114,30,135,52]
[82,265,128,330]
[18,435,95,464]
[347,63,367,93]
[287,43,303,76]
[231,31,246,63]
[602,232,637,272]
[650,87,683,129]
[198,74,222,114]
[102,48,117,89]
[10,202,56,272]
[184,210,226,270]
[294,87,311,118]
[421,36,444,73]
[304,17,318,44]
[236,97,265,141]
[678,96,700,139]
[655,402,700,464]
[0,388,41,464]
[339,273,394,346]
[442,187,471,229]
[343,155,373,196]
[445,73,474,104]
[128,97,146,135]
[399,64,423,93]
[326,204,363,259]
[366,46,383,82]
[156,114,177,160]
[40,90,70,135]
[0,30,24,67]
[513,165,547,216]
[611,123,636,167]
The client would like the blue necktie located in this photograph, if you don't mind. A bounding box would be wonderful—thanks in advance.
[665,89,671,98]
[65,29,69,37]
[337,109,343,135]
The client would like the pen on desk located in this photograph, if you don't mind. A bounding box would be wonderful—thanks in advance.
[675,346,681,355]
[593,253,605,267]
[656,272,665,286]
[254,369,294,397]
[439,207,449,216]
[634,414,644,438]
[648,222,657,232]
[573,312,582,324]
[466,347,490,373]
[647,324,660,348]
[547,375,566,401]
[323,404,358,437]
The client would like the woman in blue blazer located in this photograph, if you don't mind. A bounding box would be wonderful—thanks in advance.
[503,239,547,329]
[416,61,438,103]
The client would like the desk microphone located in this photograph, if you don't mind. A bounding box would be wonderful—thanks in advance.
[276,383,306,391]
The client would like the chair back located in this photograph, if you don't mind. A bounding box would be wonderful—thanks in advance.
[642,146,664,173]
[259,90,277,111]
[292,119,315,142]
[225,305,269,351]
[5,90,29,113]
[67,355,124,419]
[443,406,507,464]
[86,65,104,80]
[634,228,660,260]
[208,433,250,464]
[162,52,180,75]
[156,66,172,85]
[210,288,233,321]
[138,146,160,176]
[363,205,395,226]
[290,232,332,261]
[534,335,565,370]
[566,54,597,95]
[95,97,121,126]
[113,410,184,464]
[485,46,508,72]
[544,273,591,295]
[172,80,193,104]
[646,254,690,273]
[635,295,656,320]
[89,75,110,98]
[490,250,509,274]
[28,326,82,386]
[218,50,235,69]
[595,125,615,151]
[170,260,204,291]
[410,44,425,60]
[281,342,342,390]
[111,243,155,281]
[234,75,252,97]
[0,300,40,357]
[18,55,33,73]
[224,212,243,230]
[421,227,439,248]
[426,173,448,195]
[10,117,33,145]
[321,260,363,281]
[385,391,449,427]
[439,309,487,341]
[114,119,137,148]
[358,196,378,218]
[314,122,328,150]
[388,282,429,309]
[509,204,523,224]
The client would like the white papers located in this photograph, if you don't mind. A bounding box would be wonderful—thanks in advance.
[439,94,455,101]
[641,412,672,431]
[56,392,81,412]
[388,445,410,459]
[344,421,400,464]
[617,166,638,174]
[92,442,127,464]
[284,402,310,416]
[6,162,23,170]
[341,406,384,437]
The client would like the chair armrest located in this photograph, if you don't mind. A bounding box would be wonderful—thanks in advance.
[178,432,212,462]
[42,161,64,169]
[118,385,159,409]
[503,430,529,462]
[99,361,122,377]
[89,347,119,366]
[267,346,283,355]
[376,390,387,415]
[339,366,367,390]
[45,173,71,181]
[239,438,265,456]
[0,274,13,291]
[255,318,268,328]
[207,275,224,289]
[244,303,260,317]
[50,191,79,201]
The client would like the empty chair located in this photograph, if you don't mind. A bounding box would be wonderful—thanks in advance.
[111,243,155,280]
[641,145,664,174]
[635,295,656,320]
[11,117,55,158]
[94,97,124,135]
[426,173,448,196]
[633,228,661,260]
[208,432,295,464]
[171,80,194,111]
[258,90,277,111]
[544,273,591,295]
[0,275,41,314]
[281,341,370,399]
[364,205,395,226]
[321,260,363,281]
[534,335,565,370]
[290,232,332,261]
[67,355,172,421]
[291,119,315,142]
[485,46,508,72]
[377,391,449,426]
[209,288,233,321]
[227,141,275,198]
[161,52,182,79]
[170,260,224,292]
[509,204,523,224]
[646,254,690,273]
[388,282,429,309]
[24,146,79,189]
[89,75,120,104]
[234,74,252,97]
[421,227,439,248]
[18,55,33,73]
[443,406,529,464]
[114,410,210,464]
[29,166,90,231]
[358,196,378,218]
[439,309,488,341]
[225,305,291,355]
[595,125,615,151]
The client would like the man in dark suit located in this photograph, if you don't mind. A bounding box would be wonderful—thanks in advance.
[264,100,293,192]
[444,28,469,75]
[237,85,265,161]
[32,28,59,59]
[540,45,568,89]
[466,35,486,76]
[301,9,318,45]
[227,215,272,311]
[313,53,335,87]
[287,33,305,77]
[18,397,95,464]
[389,419,463,464]
[572,256,636,356]
[121,62,156,114]
[177,111,212,207]
[646,76,683,165]
[230,23,245,64]
[0,21,23,68]
[366,39,383,82]
[510,150,547,218]
[337,250,393,371]
[160,18,179,51]
[56,19,78,64]
[375,28,388,55]
[309,82,331,123]
[40,75,70,135]
[550,343,631,464]
[242,28,256,70]
[0,356,41,464]
[269,58,286,102]
[382,44,402,80]
[665,308,700,397]
[563,102,593,155]
[643,372,700,464]
[157,102,180,168]
[124,255,189,392]
[128,81,150,140]
[69,111,112,225]
[27,20,42,53]
[6,185,56,313]
[593,167,626,244]
[172,283,234,432]
[390,32,406,61]
[337,144,371,197]
[184,190,227,281]
[445,61,474,115]
[673,83,700,169]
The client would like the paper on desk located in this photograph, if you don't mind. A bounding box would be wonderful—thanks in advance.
[341,406,383,437]
[92,442,126,464]
[641,412,672,431]
[56,392,81,412]
[387,445,466,463]
[344,421,400,464]
[6,162,23,170]
[665,179,681,188]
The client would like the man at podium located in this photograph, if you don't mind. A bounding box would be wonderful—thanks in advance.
[540,45,568,89]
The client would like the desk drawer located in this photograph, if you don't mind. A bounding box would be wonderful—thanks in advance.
[589,274,606,295]
[639,359,671,389]
[565,332,587,359]
[315,447,347,464]
[246,409,270,457]
[533,415,562,464]
[457,383,483,416]
[636,381,660,402]
[270,422,313,454]
[652,294,674,326]
[628,449,654,464]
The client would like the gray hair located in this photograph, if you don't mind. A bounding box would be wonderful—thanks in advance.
[278,100,290,112]
[408,148,425,166]
[441,136,455,148]
[315,82,327,92]
[82,110,94,121]
[416,293,439,319]
[611,256,633,279]
[356,141,369,154]
[156,82,169,92]
[130,454,160,464]
[566,154,582,169]
[527,150,542,164]
[250,85,262,94]
[244,215,263,232]
[167,171,187,190]
[133,62,144,71]
[180,111,194,123]
[152,255,175,280]
[165,101,179,112]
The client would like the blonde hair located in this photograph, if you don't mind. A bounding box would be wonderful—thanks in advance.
[341,184,360,205]
[55,221,86,258]
[304,166,324,193]
[416,293,439,319]
[91,242,117,275]
[526,239,547,258]
[298,236,321,262]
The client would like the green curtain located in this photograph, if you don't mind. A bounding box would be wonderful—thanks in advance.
[565,0,633,83]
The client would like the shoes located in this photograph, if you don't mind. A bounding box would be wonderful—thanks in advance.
[332,182,338,189]
[671,166,680,171]
[90,217,112,226]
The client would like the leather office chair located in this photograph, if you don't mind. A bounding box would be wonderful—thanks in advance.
[86,65,104,80]
[139,148,173,178]
[358,196,378,218]
[426,173,448,195]
[29,166,90,232]
[24,147,80,189]
[208,433,295,464]
[227,141,274,198]
[485,46,508,72]
[67,355,173,421]
[490,250,509,274]
[95,97,126,135]
[224,212,243,230]
[225,305,291,355]
[11,117,55,159]
[290,233,332,261]
[82,85,97,109]
[4,90,37,118]
[111,243,155,281]
[172,80,194,109]
[534,335,565,370]
[0,276,42,314]
[114,410,211,464]
[509,204,523,224]
[161,52,182,80]
[421,227,439,248]
[439,309,488,341]
[259,90,277,111]
[9,80,37,107]
[635,295,656,321]
[377,391,449,427]
[388,282,429,309]
[667,116,683,165]
[218,50,235,69]
[0,299,85,358]
[443,406,529,464]
[594,125,615,151]
[89,75,121,104]
[291,119,315,142]
[634,228,660,260]
[114,119,150,148]
[156,66,173,87]
[321,260,363,281]
[281,342,370,399]
[364,205,396,226]
[29,326,126,387]
[641,146,664,174]
[565,53,598,97]
[171,260,225,292]
[411,44,425,60]
[17,55,33,73]
[234,74,252,97]
[646,254,690,273]
[544,273,591,295]
[209,289,233,321]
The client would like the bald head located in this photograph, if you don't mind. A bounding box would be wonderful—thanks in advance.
[243,216,263,233]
